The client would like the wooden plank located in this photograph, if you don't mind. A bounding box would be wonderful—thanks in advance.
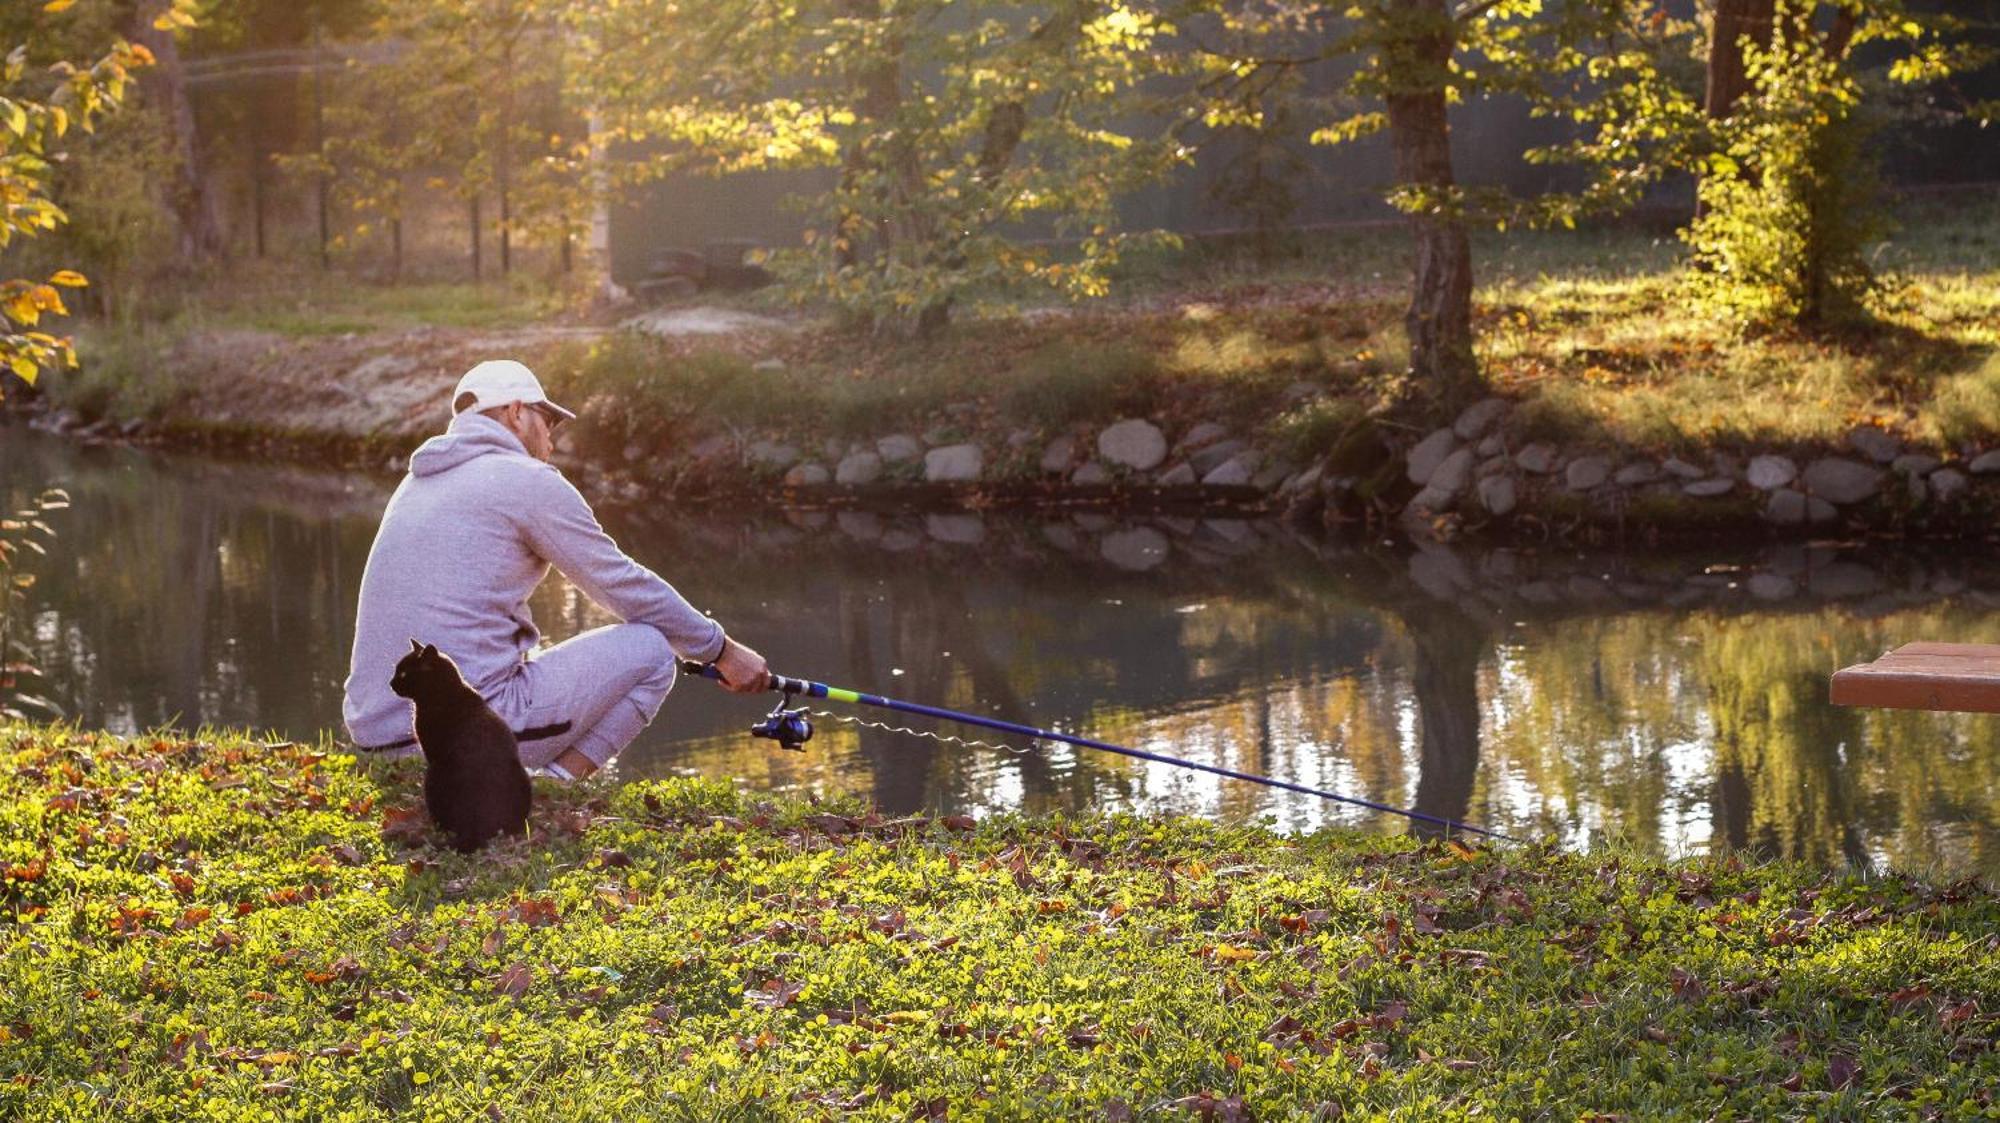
[1830,642,2000,713]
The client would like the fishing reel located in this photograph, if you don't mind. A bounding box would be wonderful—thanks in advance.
[751,691,813,752]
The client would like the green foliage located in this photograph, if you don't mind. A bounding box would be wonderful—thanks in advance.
[0,14,159,394]
[1,726,1997,1117]
[276,0,586,274]
[1199,0,1663,232]
[1683,3,1886,328]
[1267,396,1367,463]
[30,103,178,319]
[569,0,1184,336]
[1201,83,1311,255]
[52,323,186,420]
[1531,0,1990,331]
[0,492,66,721]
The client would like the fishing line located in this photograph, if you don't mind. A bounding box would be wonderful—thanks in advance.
[684,661,1517,842]
[811,709,1039,756]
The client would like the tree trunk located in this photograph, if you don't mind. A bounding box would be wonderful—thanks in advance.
[498,40,514,276]
[470,196,483,281]
[1705,0,1775,118]
[841,0,944,336]
[250,128,266,259]
[311,20,330,270]
[1382,0,1476,402]
[132,3,227,263]
[1404,603,1485,840]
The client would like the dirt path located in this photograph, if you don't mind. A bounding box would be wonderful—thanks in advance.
[162,307,802,447]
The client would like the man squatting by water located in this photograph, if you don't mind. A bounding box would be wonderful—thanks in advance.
[342,359,770,779]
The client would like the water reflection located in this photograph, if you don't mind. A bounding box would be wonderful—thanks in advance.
[5,425,1998,881]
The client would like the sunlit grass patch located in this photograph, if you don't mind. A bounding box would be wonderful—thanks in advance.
[1477,248,2000,452]
[216,279,561,336]
[1926,350,2000,448]
[154,263,570,338]
[1003,338,1160,427]
[1,725,1995,1119]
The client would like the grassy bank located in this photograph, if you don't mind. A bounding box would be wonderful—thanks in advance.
[2,726,1995,1118]
[551,195,2000,464]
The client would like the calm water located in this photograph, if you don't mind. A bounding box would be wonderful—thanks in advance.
[6,426,1999,880]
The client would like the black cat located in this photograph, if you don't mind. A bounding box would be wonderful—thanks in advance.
[390,640,532,852]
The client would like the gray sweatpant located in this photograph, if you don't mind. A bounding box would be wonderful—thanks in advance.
[489,623,678,771]
[367,623,678,773]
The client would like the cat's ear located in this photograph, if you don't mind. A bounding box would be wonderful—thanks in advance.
[422,644,439,658]
[410,638,423,654]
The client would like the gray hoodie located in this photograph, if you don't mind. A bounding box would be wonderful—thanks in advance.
[342,411,724,747]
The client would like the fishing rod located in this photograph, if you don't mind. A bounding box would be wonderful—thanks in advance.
[679,661,1516,843]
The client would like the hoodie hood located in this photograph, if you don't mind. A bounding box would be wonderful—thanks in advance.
[408,410,531,478]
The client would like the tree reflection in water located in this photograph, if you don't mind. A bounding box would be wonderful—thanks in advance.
[5,427,1997,881]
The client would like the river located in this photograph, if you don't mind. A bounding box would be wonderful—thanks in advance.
[5,426,1997,880]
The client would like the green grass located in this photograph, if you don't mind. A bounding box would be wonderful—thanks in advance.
[83,262,566,342]
[197,270,565,337]
[2,725,1995,1119]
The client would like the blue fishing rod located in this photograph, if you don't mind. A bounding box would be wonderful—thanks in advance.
[680,661,1516,843]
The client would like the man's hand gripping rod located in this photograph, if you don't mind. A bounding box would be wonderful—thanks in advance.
[682,660,813,750]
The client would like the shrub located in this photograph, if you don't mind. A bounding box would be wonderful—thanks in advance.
[31,107,179,323]
[1681,11,1886,328]
[1267,396,1367,463]
[53,326,189,422]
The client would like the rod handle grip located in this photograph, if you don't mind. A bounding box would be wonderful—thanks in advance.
[678,659,723,681]
[678,659,807,695]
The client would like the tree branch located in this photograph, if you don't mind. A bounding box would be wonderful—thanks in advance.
[1822,6,1858,62]
[1453,0,1507,26]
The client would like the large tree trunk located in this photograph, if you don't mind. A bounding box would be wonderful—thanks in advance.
[132,3,227,263]
[1704,0,1775,118]
[1382,0,1476,403]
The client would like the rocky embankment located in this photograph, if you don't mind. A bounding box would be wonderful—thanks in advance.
[17,318,2000,541]
[1372,397,1997,538]
[570,394,2000,542]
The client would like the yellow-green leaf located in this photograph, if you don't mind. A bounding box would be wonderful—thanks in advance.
[48,270,87,288]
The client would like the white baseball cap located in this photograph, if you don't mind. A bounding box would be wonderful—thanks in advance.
[451,359,576,422]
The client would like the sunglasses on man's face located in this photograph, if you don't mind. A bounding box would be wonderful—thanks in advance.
[528,403,565,429]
